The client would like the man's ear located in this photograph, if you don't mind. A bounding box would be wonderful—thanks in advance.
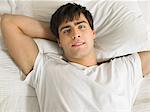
[93,30,96,39]
[57,39,62,47]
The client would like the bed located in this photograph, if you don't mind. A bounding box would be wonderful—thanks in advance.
[0,0,150,112]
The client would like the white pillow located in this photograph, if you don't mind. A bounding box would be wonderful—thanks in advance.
[0,0,16,14]
[137,1,150,32]
[34,39,62,55]
[12,0,150,62]
[85,1,150,62]
[0,0,11,14]
[14,0,79,21]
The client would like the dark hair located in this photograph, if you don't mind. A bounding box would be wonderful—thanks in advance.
[50,3,94,38]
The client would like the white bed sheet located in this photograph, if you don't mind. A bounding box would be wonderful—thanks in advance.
[0,50,40,112]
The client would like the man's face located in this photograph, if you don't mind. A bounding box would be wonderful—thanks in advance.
[58,13,96,61]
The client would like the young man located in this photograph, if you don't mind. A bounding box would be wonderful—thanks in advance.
[1,3,150,112]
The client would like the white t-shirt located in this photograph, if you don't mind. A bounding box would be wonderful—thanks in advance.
[25,52,143,112]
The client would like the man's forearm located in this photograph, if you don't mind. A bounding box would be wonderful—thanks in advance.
[1,14,56,41]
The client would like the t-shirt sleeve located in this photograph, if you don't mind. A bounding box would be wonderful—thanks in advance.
[24,52,44,88]
[124,53,143,85]
[116,53,143,104]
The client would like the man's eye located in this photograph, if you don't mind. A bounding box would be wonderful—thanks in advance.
[63,28,71,34]
[78,24,86,29]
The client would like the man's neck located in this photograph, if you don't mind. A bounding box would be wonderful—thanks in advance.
[66,53,97,67]
[71,58,97,67]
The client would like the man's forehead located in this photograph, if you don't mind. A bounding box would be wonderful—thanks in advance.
[60,14,88,26]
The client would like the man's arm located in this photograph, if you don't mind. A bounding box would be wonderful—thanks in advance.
[138,51,150,76]
[1,14,55,75]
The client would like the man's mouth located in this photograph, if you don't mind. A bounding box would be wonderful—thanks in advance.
[72,42,86,47]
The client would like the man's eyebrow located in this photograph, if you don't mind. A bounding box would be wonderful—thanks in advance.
[75,21,87,25]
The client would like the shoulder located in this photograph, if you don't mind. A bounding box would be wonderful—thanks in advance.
[99,53,140,66]
[108,53,140,65]
[98,53,142,77]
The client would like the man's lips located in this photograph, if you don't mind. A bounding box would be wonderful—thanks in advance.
[72,42,86,47]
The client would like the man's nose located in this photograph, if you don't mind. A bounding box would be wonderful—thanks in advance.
[71,29,80,39]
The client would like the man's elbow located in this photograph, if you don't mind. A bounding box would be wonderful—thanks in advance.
[1,14,16,36]
[1,14,13,27]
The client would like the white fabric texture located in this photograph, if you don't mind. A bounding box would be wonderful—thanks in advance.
[0,0,16,14]
[0,50,40,112]
[0,0,11,14]
[25,51,143,112]
[86,1,150,62]
[137,0,150,32]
